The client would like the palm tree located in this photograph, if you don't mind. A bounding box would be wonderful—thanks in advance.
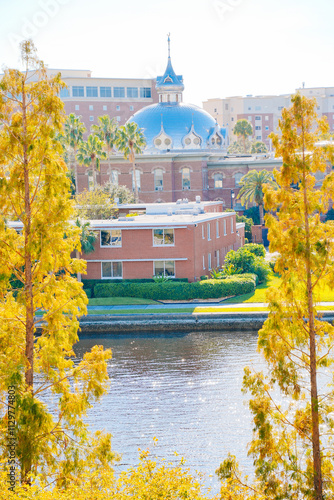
[237,169,277,225]
[91,115,118,167]
[76,134,107,190]
[233,119,253,153]
[62,114,86,193]
[75,219,97,282]
[115,122,146,202]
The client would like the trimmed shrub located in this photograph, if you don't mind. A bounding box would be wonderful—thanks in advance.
[243,243,266,258]
[224,247,270,283]
[94,275,256,300]
[84,288,92,299]
[82,277,188,297]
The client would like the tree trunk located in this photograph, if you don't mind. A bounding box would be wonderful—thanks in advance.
[22,82,34,486]
[131,147,139,202]
[76,249,82,282]
[259,204,264,225]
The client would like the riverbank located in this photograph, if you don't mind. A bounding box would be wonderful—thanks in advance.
[79,305,334,334]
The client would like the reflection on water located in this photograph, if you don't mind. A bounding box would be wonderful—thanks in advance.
[74,331,264,493]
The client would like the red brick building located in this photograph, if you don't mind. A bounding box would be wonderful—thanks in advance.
[84,207,244,282]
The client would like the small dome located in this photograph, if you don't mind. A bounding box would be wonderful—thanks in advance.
[130,102,227,151]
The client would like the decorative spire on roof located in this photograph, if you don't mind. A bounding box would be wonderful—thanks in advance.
[156,34,184,103]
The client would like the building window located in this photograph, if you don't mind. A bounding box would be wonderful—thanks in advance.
[140,87,152,98]
[132,169,141,191]
[208,253,212,270]
[130,105,134,111]
[214,173,223,189]
[89,105,93,111]
[181,167,191,190]
[110,170,119,185]
[100,86,111,98]
[278,106,284,111]
[224,219,227,235]
[102,261,122,279]
[207,223,211,241]
[217,250,220,268]
[248,107,252,111]
[202,225,205,239]
[216,219,220,238]
[255,116,261,120]
[60,87,70,98]
[116,116,121,122]
[231,218,234,233]
[89,116,94,121]
[72,86,84,97]
[154,168,163,190]
[114,87,125,98]
[265,115,269,121]
[116,105,120,111]
[265,126,269,131]
[86,86,98,97]
[101,229,122,247]
[255,106,261,111]
[231,117,234,121]
[88,171,94,191]
[75,105,80,111]
[103,105,107,111]
[234,172,243,186]
[256,135,261,140]
[127,87,138,98]
[153,228,174,246]
[255,126,261,130]
[248,115,252,121]
[154,260,175,277]
[203,255,205,270]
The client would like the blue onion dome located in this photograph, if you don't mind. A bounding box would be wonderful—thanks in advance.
[128,35,228,153]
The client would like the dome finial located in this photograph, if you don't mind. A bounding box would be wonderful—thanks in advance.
[167,33,171,58]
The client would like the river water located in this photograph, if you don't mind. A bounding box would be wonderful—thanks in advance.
[74,331,265,494]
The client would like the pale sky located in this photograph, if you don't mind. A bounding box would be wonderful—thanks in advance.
[1,0,334,107]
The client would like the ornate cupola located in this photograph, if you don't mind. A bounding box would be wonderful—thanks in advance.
[155,34,184,104]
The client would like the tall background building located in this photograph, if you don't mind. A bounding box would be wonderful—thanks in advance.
[203,87,334,148]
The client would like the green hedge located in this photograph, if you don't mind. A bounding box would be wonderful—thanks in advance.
[94,275,256,301]
[83,278,188,297]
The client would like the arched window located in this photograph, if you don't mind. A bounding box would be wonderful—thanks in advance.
[110,170,119,186]
[154,168,163,191]
[234,172,244,186]
[214,173,223,189]
[132,169,141,192]
[181,167,191,190]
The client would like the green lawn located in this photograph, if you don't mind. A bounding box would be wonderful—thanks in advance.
[88,297,159,306]
[84,307,195,315]
[223,274,334,304]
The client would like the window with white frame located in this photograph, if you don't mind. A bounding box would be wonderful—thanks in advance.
[181,167,191,190]
[154,260,175,277]
[231,218,234,233]
[203,255,205,270]
[140,87,152,98]
[127,87,138,98]
[216,219,220,238]
[132,169,141,191]
[217,250,220,268]
[153,228,174,246]
[154,168,163,191]
[75,104,79,110]
[100,86,111,98]
[103,105,107,111]
[60,88,70,98]
[110,170,119,185]
[214,173,223,189]
[101,261,122,278]
[88,171,94,191]
[100,229,122,247]
[114,87,125,98]
[89,105,93,110]
[72,86,84,97]
[224,219,227,235]
[86,86,98,97]
[207,223,211,241]
[202,225,205,239]
[89,116,94,121]
[208,253,212,270]
[234,172,243,186]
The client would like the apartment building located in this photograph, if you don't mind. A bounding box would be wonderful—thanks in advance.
[203,86,334,147]
[32,68,159,131]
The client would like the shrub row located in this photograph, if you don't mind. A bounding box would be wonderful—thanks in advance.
[83,278,188,297]
[94,275,256,301]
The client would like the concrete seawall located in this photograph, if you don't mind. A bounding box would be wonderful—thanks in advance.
[79,312,334,334]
